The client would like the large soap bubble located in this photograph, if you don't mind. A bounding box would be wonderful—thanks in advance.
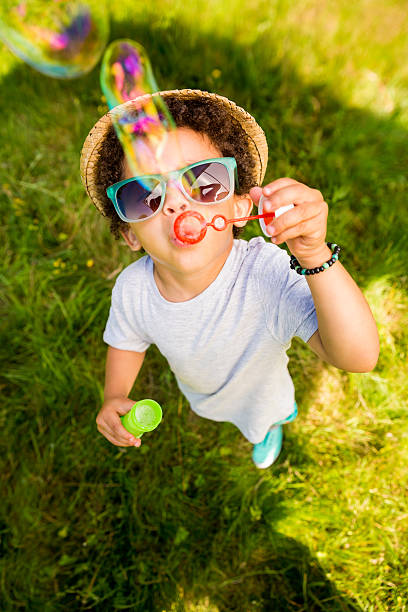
[100,39,178,175]
[100,39,164,110]
[0,0,109,79]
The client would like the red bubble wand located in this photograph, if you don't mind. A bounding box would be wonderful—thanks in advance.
[174,205,293,245]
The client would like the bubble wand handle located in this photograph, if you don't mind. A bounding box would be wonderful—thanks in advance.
[207,212,276,231]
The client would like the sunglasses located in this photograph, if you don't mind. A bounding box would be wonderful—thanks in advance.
[106,157,239,224]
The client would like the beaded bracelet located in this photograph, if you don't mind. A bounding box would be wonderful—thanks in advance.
[290,242,341,275]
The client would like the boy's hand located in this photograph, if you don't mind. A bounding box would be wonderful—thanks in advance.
[96,397,142,447]
[250,178,329,267]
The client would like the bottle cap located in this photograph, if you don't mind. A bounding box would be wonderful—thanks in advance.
[121,399,162,437]
[132,399,162,432]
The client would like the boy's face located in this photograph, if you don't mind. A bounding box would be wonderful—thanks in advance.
[120,127,252,278]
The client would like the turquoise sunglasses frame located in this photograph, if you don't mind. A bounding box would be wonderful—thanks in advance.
[106,157,239,224]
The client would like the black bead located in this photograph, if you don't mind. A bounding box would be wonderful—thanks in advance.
[319,266,325,272]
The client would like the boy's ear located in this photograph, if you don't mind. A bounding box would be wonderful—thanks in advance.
[233,194,253,228]
[120,227,142,251]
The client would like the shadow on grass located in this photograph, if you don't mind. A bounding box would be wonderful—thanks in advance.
[1,9,407,612]
[0,348,360,612]
[0,364,362,611]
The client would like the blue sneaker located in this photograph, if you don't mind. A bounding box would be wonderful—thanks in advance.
[252,425,283,469]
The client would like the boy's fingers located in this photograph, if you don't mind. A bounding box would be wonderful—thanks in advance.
[262,185,323,212]
[101,429,139,447]
[97,424,126,446]
[250,179,299,206]
[112,417,143,446]
[98,419,139,447]
[100,430,127,446]
[100,426,141,447]
[249,186,262,204]
[265,200,326,235]
[113,421,140,446]
[262,177,299,198]
[268,217,325,245]
[115,399,137,416]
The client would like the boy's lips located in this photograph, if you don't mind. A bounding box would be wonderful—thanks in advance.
[169,231,195,248]
[171,210,208,247]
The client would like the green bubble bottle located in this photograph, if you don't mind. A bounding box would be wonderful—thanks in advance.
[121,399,162,438]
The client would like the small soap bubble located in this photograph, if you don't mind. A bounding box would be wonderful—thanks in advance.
[0,0,109,78]
[100,39,179,176]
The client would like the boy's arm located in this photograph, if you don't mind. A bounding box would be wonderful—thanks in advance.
[250,180,379,373]
[298,247,379,372]
[96,346,146,447]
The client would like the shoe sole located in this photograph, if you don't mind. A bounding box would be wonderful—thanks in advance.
[253,450,281,469]
[252,426,283,468]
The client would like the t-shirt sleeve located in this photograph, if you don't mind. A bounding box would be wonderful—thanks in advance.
[103,273,151,352]
[255,243,318,345]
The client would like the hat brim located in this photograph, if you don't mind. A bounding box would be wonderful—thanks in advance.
[80,89,268,214]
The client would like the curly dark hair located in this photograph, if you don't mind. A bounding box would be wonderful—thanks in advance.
[95,96,258,239]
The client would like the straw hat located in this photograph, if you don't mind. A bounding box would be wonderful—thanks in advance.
[80,89,268,214]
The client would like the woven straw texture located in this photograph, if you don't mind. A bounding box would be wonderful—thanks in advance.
[80,89,268,213]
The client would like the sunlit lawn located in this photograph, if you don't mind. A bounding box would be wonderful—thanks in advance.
[1,1,407,610]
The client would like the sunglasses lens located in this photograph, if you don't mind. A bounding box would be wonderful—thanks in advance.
[182,161,231,203]
[116,178,162,221]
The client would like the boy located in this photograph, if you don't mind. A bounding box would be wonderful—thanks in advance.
[80,89,379,468]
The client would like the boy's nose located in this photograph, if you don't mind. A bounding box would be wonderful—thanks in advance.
[162,180,191,216]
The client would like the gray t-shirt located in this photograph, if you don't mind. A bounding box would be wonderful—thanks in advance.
[103,237,318,444]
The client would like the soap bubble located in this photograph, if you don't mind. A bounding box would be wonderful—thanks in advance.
[100,39,178,175]
[174,211,208,245]
[0,0,109,79]
[100,39,163,110]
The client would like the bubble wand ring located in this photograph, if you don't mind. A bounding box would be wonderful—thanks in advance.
[173,211,208,244]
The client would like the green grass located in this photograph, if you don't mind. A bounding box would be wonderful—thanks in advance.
[1,0,407,609]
